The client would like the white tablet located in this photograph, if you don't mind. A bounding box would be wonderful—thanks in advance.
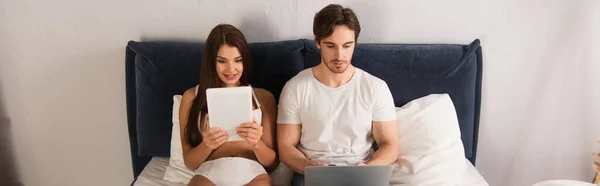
[206,86,253,142]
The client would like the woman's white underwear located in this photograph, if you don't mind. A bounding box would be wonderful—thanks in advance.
[195,157,267,186]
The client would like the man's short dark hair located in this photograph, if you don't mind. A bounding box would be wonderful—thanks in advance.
[313,4,361,44]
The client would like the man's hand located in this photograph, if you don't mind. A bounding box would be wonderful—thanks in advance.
[306,160,328,167]
[356,162,367,166]
[278,124,316,174]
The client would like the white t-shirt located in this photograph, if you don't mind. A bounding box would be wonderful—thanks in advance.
[277,68,397,165]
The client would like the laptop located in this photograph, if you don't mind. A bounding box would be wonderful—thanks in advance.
[304,165,393,186]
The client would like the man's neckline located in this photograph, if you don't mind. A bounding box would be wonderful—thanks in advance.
[309,67,359,89]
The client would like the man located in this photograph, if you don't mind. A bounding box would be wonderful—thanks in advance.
[277,4,399,185]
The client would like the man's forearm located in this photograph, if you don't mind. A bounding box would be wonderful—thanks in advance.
[280,145,312,174]
[366,143,398,165]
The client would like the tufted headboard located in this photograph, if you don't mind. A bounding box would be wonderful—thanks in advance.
[125,39,483,180]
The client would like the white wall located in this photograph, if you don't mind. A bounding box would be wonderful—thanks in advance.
[0,0,598,185]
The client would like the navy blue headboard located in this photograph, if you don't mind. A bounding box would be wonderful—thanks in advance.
[125,39,482,180]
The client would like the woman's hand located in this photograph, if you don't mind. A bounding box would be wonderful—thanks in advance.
[200,122,229,150]
[235,118,263,148]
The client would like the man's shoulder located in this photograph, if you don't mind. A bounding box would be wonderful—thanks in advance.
[356,68,387,87]
[284,68,313,87]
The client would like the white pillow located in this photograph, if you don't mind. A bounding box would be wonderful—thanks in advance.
[163,95,294,186]
[389,94,466,186]
[163,95,195,184]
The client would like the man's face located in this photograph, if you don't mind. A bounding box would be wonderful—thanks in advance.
[316,25,356,74]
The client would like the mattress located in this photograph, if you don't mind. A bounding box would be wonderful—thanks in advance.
[133,157,185,186]
[133,157,489,186]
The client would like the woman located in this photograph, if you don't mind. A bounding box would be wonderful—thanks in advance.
[179,24,278,186]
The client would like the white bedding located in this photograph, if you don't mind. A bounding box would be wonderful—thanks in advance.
[133,157,488,186]
[134,157,184,186]
[463,160,490,186]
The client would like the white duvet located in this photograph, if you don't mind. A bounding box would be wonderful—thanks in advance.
[134,157,488,186]
[136,94,489,186]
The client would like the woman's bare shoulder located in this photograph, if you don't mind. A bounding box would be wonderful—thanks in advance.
[252,88,275,102]
[179,87,197,121]
[182,87,197,101]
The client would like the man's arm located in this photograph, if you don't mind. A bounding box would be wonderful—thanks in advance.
[277,124,322,174]
[366,120,399,165]
[277,80,324,173]
[367,81,399,165]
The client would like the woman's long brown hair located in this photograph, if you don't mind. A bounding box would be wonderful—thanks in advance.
[185,24,252,147]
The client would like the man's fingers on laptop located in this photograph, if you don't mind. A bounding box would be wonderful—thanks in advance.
[306,161,326,166]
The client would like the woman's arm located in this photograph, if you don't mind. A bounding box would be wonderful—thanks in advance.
[180,88,228,171]
[254,89,279,171]
[236,89,279,171]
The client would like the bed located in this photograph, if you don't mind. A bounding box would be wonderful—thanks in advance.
[133,157,487,186]
[125,39,486,185]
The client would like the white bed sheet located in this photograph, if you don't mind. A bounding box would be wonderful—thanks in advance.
[133,157,489,186]
[464,159,490,186]
[134,157,185,186]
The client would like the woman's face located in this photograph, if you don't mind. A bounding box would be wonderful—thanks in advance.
[215,44,244,87]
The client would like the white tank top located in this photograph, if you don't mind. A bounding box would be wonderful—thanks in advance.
[195,85,263,128]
